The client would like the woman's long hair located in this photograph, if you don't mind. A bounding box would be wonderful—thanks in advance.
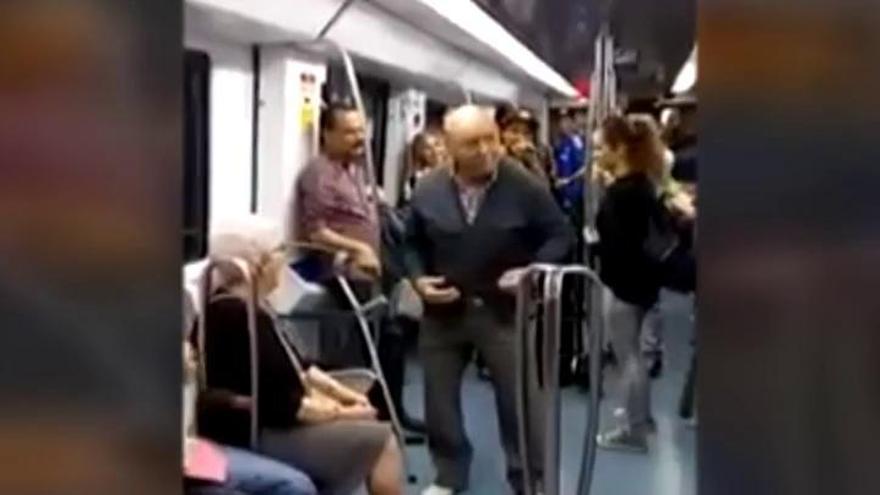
[601,113,666,181]
[399,129,446,205]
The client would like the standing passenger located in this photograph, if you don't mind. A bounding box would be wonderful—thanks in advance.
[291,102,381,368]
[404,105,574,495]
[399,129,450,206]
[293,102,381,283]
[552,110,587,222]
[497,105,554,187]
[595,114,675,453]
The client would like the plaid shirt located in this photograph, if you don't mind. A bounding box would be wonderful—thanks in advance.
[293,155,379,277]
[455,171,497,225]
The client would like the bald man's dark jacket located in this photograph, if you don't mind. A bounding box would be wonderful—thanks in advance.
[403,159,574,322]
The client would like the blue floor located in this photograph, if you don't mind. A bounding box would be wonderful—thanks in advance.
[399,291,696,495]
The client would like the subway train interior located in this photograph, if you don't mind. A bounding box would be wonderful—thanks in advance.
[182,1,697,494]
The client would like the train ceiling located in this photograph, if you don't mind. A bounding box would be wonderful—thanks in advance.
[474,0,696,98]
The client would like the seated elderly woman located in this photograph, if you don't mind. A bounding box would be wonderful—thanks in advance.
[197,217,403,495]
[184,290,317,495]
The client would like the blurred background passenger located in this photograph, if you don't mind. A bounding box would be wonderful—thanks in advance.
[399,129,450,206]
[496,104,554,187]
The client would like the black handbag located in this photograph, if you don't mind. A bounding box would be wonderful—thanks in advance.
[643,204,679,264]
[643,198,697,293]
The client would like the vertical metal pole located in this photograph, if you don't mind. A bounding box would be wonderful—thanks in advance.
[576,275,603,495]
[579,276,604,495]
[239,260,261,450]
[311,1,379,205]
[298,38,381,216]
[459,82,473,104]
[335,276,409,471]
[335,47,381,208]
[542,269,566,495]
[515,269,538,495]
[516,264,562,495]
[546,267,602,495]
[515,265,604,495]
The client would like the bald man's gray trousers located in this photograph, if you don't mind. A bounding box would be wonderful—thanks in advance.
[419,301,544,492]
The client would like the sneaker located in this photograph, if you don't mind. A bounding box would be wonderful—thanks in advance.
[597,426,648,453]
[421,485,456,495]
[611,407,656,434]
[477,365,491,381]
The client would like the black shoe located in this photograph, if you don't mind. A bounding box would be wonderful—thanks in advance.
[402,414,426,445]
[401,414,426,434]
[571,354,590,391]
[404,432,426,445]
[647,353,664,379]
[602,348,617,368]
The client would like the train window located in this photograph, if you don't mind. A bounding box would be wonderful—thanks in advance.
[183,49,210,262]
[322,65,390,184]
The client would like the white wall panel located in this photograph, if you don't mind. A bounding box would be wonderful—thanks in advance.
[184,32,254,235]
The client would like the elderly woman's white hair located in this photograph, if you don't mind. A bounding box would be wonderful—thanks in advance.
[209,216,286,295]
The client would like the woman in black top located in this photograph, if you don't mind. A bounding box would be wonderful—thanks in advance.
[197,221,403,495]
[595,114,674,453]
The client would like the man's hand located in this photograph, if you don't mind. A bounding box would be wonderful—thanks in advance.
[351,244,381,280]
[497,267,528,293]
[414,276,460,304]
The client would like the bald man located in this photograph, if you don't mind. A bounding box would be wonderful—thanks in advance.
[403,105,573,495]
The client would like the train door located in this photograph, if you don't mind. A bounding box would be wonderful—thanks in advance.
[183,49,210,262]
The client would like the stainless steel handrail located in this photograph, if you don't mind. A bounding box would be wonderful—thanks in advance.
[515,263,605,495]
[542,268,565,495]
[335,274,406,449]
[515,263,563,495]
[578,275,604,495]
[280,246,415,482]
[551,266,603,495]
